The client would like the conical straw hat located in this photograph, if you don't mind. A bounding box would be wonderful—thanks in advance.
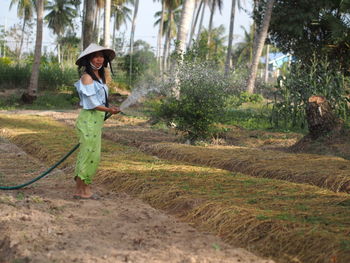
[75,43,116,66]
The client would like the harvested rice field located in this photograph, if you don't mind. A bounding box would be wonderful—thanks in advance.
[1,112,350,263]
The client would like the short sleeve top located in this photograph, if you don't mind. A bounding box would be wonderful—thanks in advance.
[74,79,109,110]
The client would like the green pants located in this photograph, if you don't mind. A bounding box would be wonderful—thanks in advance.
[74,109,105,184]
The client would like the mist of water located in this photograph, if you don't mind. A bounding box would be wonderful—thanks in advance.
[119,82,160,111]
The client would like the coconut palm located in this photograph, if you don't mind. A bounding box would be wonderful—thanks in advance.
[161,0,182,71]
[128,0,139,85]
[45,0,77,62]
[22,0,44,103]
[153,0,166,66]
[111,0,132,50]
[176,0,196,58]
[232,25,254,66]
[83,0,96,48]
[188,0,202,48]
[246,0,275,93]
[224,0,244,76]
[207,0,223,53]
[224,0,237,76]
[104,0,111,47]
[9,0,35,59]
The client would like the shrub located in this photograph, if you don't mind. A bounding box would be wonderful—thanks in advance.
[271,55,350,129]
[0,61,77,91]
[154,62,229,142]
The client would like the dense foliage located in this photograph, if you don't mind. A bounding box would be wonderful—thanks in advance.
[271,56,350,129]
[255,0,350,74]
[155,62,229,142]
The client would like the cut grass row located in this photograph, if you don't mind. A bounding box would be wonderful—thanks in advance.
[1,114,350,263]
[103,124,350,193]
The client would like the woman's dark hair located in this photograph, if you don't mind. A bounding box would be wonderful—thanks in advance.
[77,52,114,84]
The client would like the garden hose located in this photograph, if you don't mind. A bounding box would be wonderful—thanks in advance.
[0,112,114,190]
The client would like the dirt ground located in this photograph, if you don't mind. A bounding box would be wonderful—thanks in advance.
[0,112,274,263]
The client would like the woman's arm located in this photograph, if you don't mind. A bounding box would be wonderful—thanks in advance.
[94,105,120,114]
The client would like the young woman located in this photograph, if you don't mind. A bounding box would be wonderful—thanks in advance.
[73,43,120,199]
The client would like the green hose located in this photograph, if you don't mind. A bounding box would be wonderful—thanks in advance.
[0,112,114,190]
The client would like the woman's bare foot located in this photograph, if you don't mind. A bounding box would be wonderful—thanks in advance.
[74,177,94,198]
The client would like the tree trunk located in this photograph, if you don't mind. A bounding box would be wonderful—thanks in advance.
[83,0,96,49]
[306,96,343,139]
[176,0,196,59]
[264,43,269,82]
[206,0,215,59]
[163,10,172,73]
[157,1,166,72]
[224,0,236,77]
[19,19,26,60]
[187,0,201,48]
[246,0,274,94]
[129,0,139,86]
[196,0,206,43]
[104,0,111,47]
[22,0,44,104]
[112,12,116,49]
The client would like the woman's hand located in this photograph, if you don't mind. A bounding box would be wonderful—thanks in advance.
[109,106,121,114]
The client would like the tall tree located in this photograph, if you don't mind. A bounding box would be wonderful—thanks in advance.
[246,0,274,93]
[267,0,350,74]
[224,0,236,76]
[83,0,96,48]
[154,5,182,72]
[188,0,202,48]
[111,0,132,50]
[22,0,44,103]
[129,0,139,85]
[9,0,34,59]
[224,0,244,75]
[207,0,223,54]
[45,0,77,62]
[104,0,111,47]
[176,0,196,60]
[196,0,207,43]
[154,0,166,68]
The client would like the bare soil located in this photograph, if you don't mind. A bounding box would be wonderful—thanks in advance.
[0,114,273,263]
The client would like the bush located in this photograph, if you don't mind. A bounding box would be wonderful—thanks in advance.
[271,55,350,129]
[0,61,77,91]
[154,62,229,142]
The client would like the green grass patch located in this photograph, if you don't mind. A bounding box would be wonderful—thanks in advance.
[0,91,78,110]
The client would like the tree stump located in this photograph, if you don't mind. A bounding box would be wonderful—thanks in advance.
[306,95,343,139]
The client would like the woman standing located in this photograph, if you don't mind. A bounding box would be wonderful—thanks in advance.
[73,43,120,199]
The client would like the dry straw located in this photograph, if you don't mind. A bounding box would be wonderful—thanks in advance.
[1,114,350,263]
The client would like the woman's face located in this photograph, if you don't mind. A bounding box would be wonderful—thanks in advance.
[90,52,105,69]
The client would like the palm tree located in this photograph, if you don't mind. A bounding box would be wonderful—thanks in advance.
[153,0,165,66]
[188,0,202,48]
[246,0,275,93]
[207,0,223,54]
[224,0,236,76]
[104,0,111,47]
[22,0,44,103]
[45,0,77,62]
[176,0,196,59]
[233,25,254,66]
[129,0,139,85]
[9,0,35,59]
[196,0,207,44]
[161,0,182,71]
[83,0,96,48]
[111,0,132,50]
[224,0,245,76]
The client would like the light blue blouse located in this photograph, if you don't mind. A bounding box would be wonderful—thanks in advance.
[74,79,109,110]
